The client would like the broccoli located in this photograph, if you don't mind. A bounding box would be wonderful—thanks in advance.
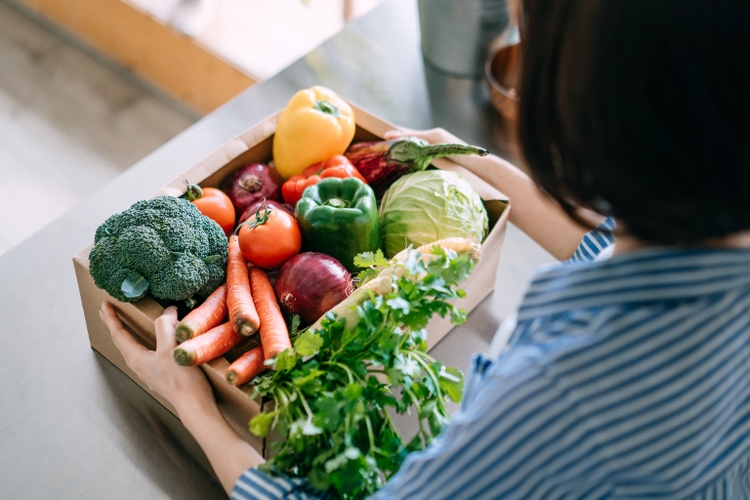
[89,195,228,304]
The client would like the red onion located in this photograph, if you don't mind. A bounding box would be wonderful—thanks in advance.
[239,199,295,224]
[274,252,354,324]
[221,163,283,213]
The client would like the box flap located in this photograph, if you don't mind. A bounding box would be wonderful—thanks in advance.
[239,113,279,147]
[72,99,512,458]
[348,102,396,138]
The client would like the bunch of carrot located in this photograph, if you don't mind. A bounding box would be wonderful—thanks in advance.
[171,235,292,386]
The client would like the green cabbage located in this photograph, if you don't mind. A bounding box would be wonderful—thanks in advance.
[378,170,488,257]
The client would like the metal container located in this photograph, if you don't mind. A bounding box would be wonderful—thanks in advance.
[418,0,511,78]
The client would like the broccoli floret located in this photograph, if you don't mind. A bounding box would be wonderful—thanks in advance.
[117,226,171,275]
[94,213,120,243]
[198,259,226,298]
[89,236,145,303]
[88,195,228,304]
[150,253,209,301]
[202,216,227,256]
[162,219,209,256]
[196,215,229,298]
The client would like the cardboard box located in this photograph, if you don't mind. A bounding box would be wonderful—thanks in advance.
[72,103,510,455]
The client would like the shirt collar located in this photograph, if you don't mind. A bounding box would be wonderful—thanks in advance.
[517,247,750,320]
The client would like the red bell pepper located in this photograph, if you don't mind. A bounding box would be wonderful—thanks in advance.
[281,174,320,207]
[281,156,367,206]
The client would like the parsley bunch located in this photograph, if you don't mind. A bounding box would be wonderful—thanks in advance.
[249,246,474,499]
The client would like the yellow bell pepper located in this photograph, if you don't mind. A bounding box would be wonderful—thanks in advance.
[272,86,356,179]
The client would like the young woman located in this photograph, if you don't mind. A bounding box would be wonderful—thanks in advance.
[101,0,750,498]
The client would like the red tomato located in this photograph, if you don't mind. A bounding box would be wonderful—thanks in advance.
[238,205,302,270]
[239,199,295,224]
[190,187,236,236]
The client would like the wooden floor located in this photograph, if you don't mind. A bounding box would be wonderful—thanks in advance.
[10,0,382,113]
[0,2,195,256]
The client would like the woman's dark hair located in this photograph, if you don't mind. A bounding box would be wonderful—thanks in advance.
[518,0,750,245]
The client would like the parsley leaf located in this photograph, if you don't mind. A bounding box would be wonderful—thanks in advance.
[294,330,324,357]
[248,243,478,499]
[354,249,390,286]
[249,410,277,437]
[289,314,302,339]
[353,249,389,269]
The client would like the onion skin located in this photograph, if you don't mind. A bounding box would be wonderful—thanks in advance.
[274,252,354,324]
[221,164,283,214]
[239,199,295,223]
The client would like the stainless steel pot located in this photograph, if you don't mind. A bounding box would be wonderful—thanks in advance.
[418,0,512,78]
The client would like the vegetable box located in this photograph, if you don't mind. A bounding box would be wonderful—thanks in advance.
[72,103,510,457]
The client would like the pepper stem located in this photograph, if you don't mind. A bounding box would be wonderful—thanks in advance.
[184,180,203,201]
[314,100,341,118]
[388,138,489,172]
[324,197,350,209]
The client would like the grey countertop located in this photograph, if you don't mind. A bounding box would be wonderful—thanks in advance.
[0,1,553,498]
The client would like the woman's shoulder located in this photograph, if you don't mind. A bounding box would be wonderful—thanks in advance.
[568,217,616,265]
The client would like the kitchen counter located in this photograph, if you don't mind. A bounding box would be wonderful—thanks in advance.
[0,1,553,497]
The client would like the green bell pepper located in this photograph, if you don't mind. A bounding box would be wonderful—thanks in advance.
[296,177,382,271]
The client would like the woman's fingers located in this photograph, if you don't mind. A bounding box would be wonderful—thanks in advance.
[384,128,409,139]
[101,302,149,370]
[154,306,179,354]
[100,303,211,408]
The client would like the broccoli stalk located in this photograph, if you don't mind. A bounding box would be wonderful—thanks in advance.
[89,195,228,306]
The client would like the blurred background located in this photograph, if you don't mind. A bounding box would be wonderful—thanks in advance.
[0,0,382,258]
[0,0,520,259]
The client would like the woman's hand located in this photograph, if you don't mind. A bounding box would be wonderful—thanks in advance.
[384,126,594,260]
[100,302,265,494]
[100,302,213,416]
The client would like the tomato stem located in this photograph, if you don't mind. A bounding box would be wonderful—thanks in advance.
[184,180,203,201]
[234,198,272,234]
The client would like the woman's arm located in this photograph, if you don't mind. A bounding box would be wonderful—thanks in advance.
[174,395,264,496]
[385,128,597,260]
[100,302,264,495]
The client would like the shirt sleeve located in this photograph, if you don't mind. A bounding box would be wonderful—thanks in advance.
[229,220,615,500]
[367,345,606,500]
[567,216,616,264]
[231,468,329,500]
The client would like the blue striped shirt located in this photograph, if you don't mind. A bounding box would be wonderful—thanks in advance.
[233,223,750,499]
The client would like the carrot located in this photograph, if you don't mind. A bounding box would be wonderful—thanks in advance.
[175,284,228,343]
[249,267,291,359]
[173,323,241,366]
[227,235,260,336]
[225,335,261,362]
[225,346,266,386]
